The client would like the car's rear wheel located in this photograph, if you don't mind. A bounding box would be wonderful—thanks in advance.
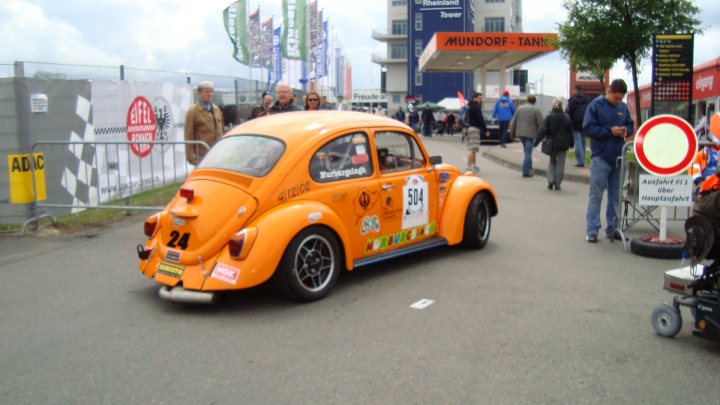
[273,226,341,302]
[462,192,492,249]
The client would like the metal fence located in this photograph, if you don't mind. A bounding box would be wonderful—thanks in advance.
[3,61,280,109]
[22,140,208,234]
[10,61,263,90]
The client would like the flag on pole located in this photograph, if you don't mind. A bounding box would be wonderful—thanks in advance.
[282,0,307,60]
[223,1,249,65]
[457,91,468,108]
[248,7,262,67]
[315,19,328,79]
[308,1,318,51]
[261,17,273,69]
[269,26,283,91]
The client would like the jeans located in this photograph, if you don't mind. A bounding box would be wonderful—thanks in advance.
[586,156,621,237]
[422,122,433,137]
[548,151,566,185]
[499,121,510,145]
[521,138,534,175]
[573,130,586,166]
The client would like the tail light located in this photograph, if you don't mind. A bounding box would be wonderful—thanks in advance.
[137,244,152,260]
[144,214,159,237]
[180,187,194,202]
[228,228,258,260]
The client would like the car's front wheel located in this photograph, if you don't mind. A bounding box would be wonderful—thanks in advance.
[462,192,492,249]
[273,226,342,302]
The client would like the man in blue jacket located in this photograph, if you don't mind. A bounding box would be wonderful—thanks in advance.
[584,79,635,243]
[492,90,516,148]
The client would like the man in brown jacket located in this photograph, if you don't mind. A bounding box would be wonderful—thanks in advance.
[184,81,224,165]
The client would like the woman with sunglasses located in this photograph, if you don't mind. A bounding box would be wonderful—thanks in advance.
[304,91,321,111]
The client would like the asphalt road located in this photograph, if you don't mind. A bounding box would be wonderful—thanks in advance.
[1,137,718,404]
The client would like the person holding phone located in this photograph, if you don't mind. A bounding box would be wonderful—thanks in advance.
[583,79,635,243]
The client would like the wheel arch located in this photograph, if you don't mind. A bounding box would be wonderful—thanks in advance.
[251,201,352,272]
[439,176,498,245]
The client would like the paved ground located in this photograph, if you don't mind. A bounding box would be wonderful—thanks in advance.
[479,138,591,184]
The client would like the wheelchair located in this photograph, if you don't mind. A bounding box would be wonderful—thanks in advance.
[651,211,720,342]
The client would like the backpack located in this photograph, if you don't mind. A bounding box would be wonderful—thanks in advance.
[569,95,589,129]
[460,106,471,127]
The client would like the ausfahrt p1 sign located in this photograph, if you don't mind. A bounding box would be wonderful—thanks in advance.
[633,114,697,177]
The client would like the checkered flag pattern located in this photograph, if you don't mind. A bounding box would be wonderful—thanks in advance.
[60,96,99,213]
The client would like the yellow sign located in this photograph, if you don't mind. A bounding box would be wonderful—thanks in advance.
[7,153,46,204]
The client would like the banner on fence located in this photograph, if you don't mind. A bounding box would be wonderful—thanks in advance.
[91,81,193,203]
[7,153,46,204]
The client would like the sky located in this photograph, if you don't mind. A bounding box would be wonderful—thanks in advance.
[1,0,718,98]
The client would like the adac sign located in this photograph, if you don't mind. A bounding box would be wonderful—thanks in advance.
[6,153,47,204]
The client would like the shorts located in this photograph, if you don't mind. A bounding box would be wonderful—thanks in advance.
[464,127,481,151]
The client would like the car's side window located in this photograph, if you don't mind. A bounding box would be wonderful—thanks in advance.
[310,132,373,183]
[375,131,426,173]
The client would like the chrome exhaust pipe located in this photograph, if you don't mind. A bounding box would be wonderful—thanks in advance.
[158,286,215,304]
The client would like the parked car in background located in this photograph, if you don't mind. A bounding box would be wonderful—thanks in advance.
[481,112,502,144]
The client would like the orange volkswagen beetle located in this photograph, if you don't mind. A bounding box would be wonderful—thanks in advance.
[137,111,498,303]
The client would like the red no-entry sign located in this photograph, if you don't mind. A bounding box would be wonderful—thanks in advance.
[634,114,697,177]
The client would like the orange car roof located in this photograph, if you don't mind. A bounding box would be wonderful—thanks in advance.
[226,111,410,148]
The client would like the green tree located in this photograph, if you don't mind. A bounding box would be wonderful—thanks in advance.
[558,2,616,93]
[557,0,703,126]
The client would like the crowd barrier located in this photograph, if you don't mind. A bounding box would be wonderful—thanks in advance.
[615,141,702,251]
[22,140,208,235]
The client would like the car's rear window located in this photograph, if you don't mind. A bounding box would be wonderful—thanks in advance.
[198,135,285,177]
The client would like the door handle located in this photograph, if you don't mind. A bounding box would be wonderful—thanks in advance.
[382,184,395,190]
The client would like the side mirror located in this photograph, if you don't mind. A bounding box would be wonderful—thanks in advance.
[429,155,442,165]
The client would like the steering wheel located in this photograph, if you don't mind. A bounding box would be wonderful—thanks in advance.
[324,151,350,171]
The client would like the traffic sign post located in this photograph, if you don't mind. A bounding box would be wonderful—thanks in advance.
[633,114,697,241]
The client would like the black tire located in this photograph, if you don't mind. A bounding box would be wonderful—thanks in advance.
[462,192,492,249]
[651,304,682,338]
[630,235,685,259]
[273,226,341,302]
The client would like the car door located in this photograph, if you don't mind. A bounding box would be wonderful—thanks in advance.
[365,130,438,255]
[308,131,383,261]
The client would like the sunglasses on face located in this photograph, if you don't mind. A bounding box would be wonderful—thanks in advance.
[308,98,319,102]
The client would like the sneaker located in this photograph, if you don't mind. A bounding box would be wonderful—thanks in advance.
[606,230,628,242]
[586,235,598,243]
[500,144,507,148]
[522,173,534,178]
[548,183,554,190]
[555,185,561,191]
[574,164,585,168]
[472,165,479,173]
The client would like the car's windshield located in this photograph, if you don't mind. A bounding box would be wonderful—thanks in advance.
[198,135,285,177]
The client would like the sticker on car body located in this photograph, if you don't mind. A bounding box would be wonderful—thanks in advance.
[165,249,181,262]
[157,262,184,278]
[211,263,241,285]
[402,175,429,229]
[364,222,436,253]
[360,215,380,234]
